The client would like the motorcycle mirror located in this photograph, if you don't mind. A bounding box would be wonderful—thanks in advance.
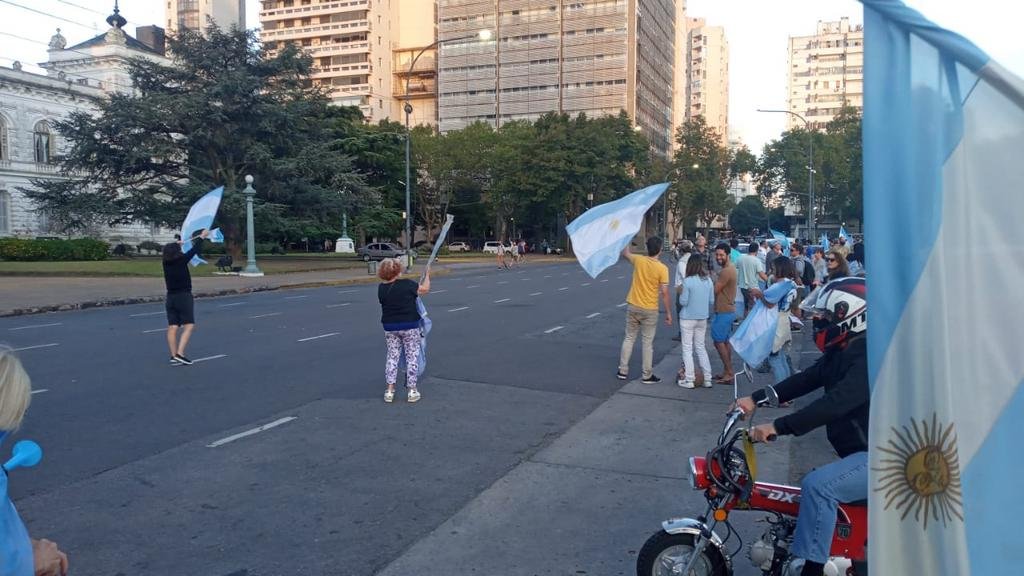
[3,440,42,472]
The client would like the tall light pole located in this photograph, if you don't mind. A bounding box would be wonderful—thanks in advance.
[240,175,263,277]
[403,29,492,269]
[757,109,814,241]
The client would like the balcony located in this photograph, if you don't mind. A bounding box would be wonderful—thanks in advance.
[263,19,370,41]
[328,83,371,95]
[311,62,371,78]
[393,55,436,74]
[260,0,368,22]
[305,41,370,58]
[393,79,436,98]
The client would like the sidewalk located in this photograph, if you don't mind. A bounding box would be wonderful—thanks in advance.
[0,258,545,317]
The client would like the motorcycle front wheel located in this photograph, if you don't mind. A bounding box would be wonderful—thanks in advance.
[636,530,729,576]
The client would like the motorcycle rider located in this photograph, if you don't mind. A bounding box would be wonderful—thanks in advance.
[733,276,868,576]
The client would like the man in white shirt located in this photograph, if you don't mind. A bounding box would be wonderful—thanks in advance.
[737,242,768,319]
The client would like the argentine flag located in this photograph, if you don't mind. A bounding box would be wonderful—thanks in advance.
[565,182,669,278]
[863,1,1024,573]
[180,186,225,266]
[770,229,790,252]
[838,225,850,241]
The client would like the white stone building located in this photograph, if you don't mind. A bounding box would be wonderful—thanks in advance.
[0,4,176,244]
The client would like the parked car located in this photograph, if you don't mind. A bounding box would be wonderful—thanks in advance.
[448,241,471,252]
[482,241,512,255]
[356,242,407,261]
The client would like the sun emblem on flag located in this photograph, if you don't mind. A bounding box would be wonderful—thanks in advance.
[874,413,964,529]
[608,219,620,232]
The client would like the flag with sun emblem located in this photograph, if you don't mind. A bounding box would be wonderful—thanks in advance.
[565,182,669,278]
[863,1,1024,573]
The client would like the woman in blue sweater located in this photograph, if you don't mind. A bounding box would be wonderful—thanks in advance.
[677,256,715,389]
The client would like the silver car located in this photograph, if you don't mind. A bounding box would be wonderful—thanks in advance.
[356,242,407,261]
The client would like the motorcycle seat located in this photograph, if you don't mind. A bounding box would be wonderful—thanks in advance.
[843,499,868,507]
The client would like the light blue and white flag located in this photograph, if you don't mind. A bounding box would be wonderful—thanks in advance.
[863,1,1024,573]
[728,279,796,367]
[565,182,669,278]
[820,233,829,253]
[770,229,790,252]
[180,186,224,266]
[838,225,850,241]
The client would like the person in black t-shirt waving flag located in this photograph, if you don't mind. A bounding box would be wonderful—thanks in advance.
[162,228,209,365]
[377,258,431,403]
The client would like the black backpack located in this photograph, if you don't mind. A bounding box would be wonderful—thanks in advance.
[801,257,815,287]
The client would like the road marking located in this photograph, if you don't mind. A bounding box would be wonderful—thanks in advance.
[561,272,569,276]
[297,332,339,342]
[544,326,564,334]
[581,282,591,286]
[530,292,543,296]
[558,287,569,291]
[617,302,628,308]
[802,351,822,355]
[129,311,164,317]
[8,322,62,331]
[337,289,358,294]
[544,275,552,278]
[326,303,351,308]
[521,278,531,281]
[207,416,297,448]
[143,327,168,334]
[600,279,609,283]
[31,389,48,395]
[616,275,625,280]
[193,354,228,363]
[497,281,509,285]
[11,343,59,352]
[586,312,601,318]
[284,295,309,300]
[448,306,470,312]
[494,298,510,303]
[218,302,245,307]
[431,289,448,294]
[467,285,480,289]
[249,312,282,318]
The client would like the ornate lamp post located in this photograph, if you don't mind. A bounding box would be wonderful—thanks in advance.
[240,174,263,277]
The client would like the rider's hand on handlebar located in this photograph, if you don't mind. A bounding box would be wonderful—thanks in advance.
[750,423,778,443]
[731,396,756,418]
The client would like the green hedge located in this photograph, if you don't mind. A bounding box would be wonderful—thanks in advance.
[0,238,109,261]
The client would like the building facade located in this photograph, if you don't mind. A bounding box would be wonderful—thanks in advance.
[0,7,175,242]
[683,17,728,144]
[436,0,676,155]
[787,17,863,131]
[167,0,246,34]
[392,0,439,127]
[259,0,398,123]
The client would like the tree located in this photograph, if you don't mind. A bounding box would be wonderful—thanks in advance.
[23,25,379,252]
[671,116,733,236]
[729,196,768,235]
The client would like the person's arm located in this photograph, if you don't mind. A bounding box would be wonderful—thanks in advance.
[417,270,431,295]
[620,245,636,262]
[182,229,209,260]
[772,353,868,437]
[32,538,68,576]
[679,279,690,307]
[661,282,672,326]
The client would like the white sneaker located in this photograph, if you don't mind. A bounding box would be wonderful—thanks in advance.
[678,380,696,389]
[701,379,713,388]
[407,389,421,403]
[384,388,395,403]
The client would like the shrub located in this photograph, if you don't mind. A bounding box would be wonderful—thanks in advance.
[0,238,109,261]
[112,243,136,256]
[137,240,162,254]
[256,242,282,254]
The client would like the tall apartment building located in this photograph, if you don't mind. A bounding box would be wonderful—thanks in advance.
[392,0,439,127]
[260,0,396,123]
[167,0,246,34]
[436,0,676,155]
[787,17,863,131]
[671,0,687,150]
[683,17,728,144]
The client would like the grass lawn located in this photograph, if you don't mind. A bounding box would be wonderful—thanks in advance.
[0,255,367,277]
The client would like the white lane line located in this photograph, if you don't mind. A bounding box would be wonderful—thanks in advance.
[561,272,569,276]
[337,289,358,294]
[544,275,552,278]
[558,287,569,291]
[142,327,168,334]
[497,281,509,284]
[432,289,449,294]
[467,285,480,289]
[207,416,297,448]
[326,303,351,308]
[521,278,531,281]
[494,298,511,303]
[581,282,591,286]
[600,279,609,283]
[31,389,48,395]
[249,312,282,319]
[544,326,564,334]
[616,275,625,279]
[617,302,628,308]
[129,311,164,317]
[193,354,228,363]
[530,292,543,296]
[284,295,309,300]
[586,312,602,318]
[11,343,59,352]
[297,333,340,342]
[218,302,245,308]
[8,322,62,331]
[448,306,470,312]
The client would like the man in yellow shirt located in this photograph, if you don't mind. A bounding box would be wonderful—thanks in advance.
[617,237,672,383]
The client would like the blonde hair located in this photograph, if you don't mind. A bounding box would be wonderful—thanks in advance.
[0,349,31,431]
[377,258,403,282]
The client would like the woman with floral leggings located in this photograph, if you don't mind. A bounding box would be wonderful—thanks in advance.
[377,258,430,403]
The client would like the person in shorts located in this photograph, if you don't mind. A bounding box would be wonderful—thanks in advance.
[162,229,208,365]
[711,243,738,383]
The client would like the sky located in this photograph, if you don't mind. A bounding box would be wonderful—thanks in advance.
[1,0,1023,154]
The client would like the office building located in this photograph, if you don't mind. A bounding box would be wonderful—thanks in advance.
[436,0,676,155]
[683,17,728,144]
[167,0,246,34]
[392,0,439,127]
[787,17,863,130]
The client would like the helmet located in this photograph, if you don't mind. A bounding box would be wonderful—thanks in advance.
[810,277,866,352]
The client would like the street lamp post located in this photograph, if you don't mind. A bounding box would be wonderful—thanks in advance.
[241,174,263,277]
[757,109,814,241]
[403,29,492,269]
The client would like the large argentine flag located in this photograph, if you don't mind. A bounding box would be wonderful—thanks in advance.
[863,1,1024,573]
[565,182,669,278]
[180,186,224,266]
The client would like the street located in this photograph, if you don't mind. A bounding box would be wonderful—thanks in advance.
[2,259,828,575]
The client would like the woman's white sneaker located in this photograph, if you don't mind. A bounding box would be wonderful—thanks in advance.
[407,389,421,403]
[384,388,395,403]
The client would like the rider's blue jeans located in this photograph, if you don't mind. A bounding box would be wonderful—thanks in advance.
[791,451,868,564]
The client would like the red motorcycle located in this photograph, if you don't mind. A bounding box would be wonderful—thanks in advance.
[636,401,868,576]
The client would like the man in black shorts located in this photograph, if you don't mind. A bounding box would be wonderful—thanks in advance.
[162,229,209,365]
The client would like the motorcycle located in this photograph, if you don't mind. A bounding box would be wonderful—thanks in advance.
[636,368,867,576]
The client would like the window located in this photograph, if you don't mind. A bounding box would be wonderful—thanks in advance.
[34,121,54,164]
[0,116,7,161]
[0,190,9,235]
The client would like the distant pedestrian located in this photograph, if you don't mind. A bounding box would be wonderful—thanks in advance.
[677,255,714,389]
[765,241,783,277]
[516,239,527,263]
[378,258,430,403]
[833,235,851,258]
[729,238,742,264]
[693,236,713,276]
[672,240,693,342]
[757,240,769,266]
[496,239,508,270]
[162,228,209,365]
[617,237,672,383]
[764,256,799,384]
[791,243,814,309]
[812,249,828,288]
[848,242,865,276]
[711,243,738,383]
[826,249,851,281]
[737,242,767,319]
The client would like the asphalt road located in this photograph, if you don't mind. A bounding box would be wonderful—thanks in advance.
[2,259,682,575]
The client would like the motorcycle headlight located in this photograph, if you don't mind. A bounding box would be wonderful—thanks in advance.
[689,456,709,490]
